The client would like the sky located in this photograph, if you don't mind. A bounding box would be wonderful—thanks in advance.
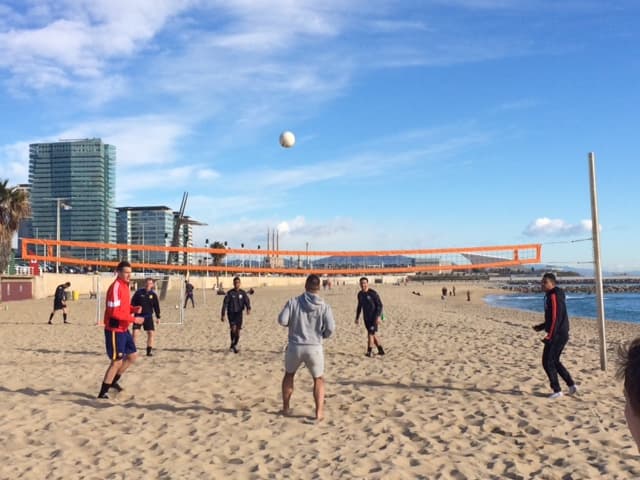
[1,0,639,272]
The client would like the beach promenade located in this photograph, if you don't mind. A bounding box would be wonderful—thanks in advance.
[0,283,638,479]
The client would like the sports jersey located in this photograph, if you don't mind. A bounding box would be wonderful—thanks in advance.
[221,288,251,316]
[356,289,383,322]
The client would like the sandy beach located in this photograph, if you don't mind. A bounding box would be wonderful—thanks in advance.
[1,282,638,479]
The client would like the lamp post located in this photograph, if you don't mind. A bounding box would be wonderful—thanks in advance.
[224,241,228,277]
[205,238,209,278]
[54,198,72,274]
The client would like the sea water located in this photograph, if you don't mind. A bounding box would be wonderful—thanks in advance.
[485,292,640,324]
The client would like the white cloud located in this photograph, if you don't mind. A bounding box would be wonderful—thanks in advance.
[523,217,593,237]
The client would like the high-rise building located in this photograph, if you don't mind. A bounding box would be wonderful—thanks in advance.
[117,206,174,264]
[116,207,197,266]
[29,139,116,262]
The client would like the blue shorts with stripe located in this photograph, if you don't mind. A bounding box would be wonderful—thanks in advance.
[104,330,137,360]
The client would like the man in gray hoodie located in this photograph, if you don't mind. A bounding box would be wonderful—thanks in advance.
[278,274,335,421]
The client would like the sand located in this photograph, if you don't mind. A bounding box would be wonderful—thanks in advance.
[0,282,639,479]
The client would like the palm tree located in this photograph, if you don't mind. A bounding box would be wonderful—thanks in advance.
[209,240,227,287]
[0,179,31,274]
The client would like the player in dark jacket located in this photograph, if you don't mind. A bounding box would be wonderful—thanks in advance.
[184,280,195,308]
[355,277,385,357]
[131,278,161,356]
[221,277,251,353]
[48,281,71,324]
[533,273,578,398]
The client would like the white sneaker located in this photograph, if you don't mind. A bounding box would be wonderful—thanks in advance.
[548,391,563,399]
[568,385,578,395]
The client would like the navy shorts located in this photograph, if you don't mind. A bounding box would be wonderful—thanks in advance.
[104,330,137,360]
[228,311,243,328]
[364,320,378,334]
[132,315,155,331]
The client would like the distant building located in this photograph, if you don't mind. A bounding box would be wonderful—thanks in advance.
[29,139,116,262]
[116,207,197,265]
[117,206,174,264]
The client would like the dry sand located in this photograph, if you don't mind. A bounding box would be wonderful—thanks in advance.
[0,282,639,479]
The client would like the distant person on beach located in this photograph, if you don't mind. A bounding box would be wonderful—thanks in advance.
[532,273,578,399]
[131,278,161,357]
[466,290,471,302]
[48,281,71,324]
[221,276,251,353]
[184,280,195,308]
[441,287,448,300]
[356,277,385,357]
[97,261,144,399]
[278,274,335,421]
[617,338,640,451]
[452,286,456,296]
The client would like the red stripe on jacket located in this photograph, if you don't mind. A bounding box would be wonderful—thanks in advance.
[104,277,136,332]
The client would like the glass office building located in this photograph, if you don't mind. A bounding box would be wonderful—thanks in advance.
[117,206,175,264]
[29,139,116,262]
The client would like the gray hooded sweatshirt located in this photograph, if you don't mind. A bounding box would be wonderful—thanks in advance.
[278,292,335,346]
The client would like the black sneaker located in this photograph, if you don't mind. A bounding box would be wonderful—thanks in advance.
[232,346,239,354]
[97,393,109,399]
[64,321,70,324]
[110,382,123,392]
[365,351,373,357]
[377,346,385,356]
[48,321,52,325]
[147,352,153,357]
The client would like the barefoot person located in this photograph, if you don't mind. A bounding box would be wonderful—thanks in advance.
[48,281,71,324]
[617,338,640,451]
[97,261,144,399]
[355,277,385,357]
[532,272,578,399]
[278,274,335,421]
[220,276,251,353]
[131,278,161,357]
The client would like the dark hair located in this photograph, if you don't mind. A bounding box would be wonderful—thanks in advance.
[233,276,241,282]
[145,277,154,283]
[542,272,557,284]
[305,274,321,291]
[360,277,369,283]
[116,261,131,271]
[617,338,640,416]
[64,282,71,287]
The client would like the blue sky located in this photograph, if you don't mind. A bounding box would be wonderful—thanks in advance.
[1,0,639,271]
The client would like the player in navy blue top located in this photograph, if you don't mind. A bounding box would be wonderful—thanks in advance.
[131,278,161,356]
[355,277,385,357]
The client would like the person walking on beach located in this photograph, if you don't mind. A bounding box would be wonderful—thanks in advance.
[355,277,385,357]
[278,274,335,421]
[221,276,251,353]
[184,280,195,308]
[532,272,578,399]
[97,261,144,399]
[617,337,640,451]
[48,281,71,324]
[131,278,161,357]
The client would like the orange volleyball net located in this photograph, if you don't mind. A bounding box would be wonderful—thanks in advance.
[21,238,541,275]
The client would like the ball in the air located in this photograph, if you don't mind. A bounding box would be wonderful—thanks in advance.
[279,131,295,148]
[175,304,179,309]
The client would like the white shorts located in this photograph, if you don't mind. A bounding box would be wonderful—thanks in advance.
[284,344,324,378]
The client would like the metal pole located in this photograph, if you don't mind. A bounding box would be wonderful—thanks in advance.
[56,198,61,274]
[589,152,607,371]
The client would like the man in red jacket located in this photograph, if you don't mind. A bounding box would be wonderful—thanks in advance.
[98,261,144,399]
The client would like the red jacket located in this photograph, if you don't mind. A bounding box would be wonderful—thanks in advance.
[104,277,138,332]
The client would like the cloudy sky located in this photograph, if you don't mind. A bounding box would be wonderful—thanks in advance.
[1,0,639,271]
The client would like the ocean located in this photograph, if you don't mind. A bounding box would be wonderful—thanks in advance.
[484,292,640,324]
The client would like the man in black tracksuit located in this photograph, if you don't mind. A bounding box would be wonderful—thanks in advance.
[48,281,71,324]
[533,272,578,399]
[355,277,385,357]
[131,278,161,356]
[221,277,251,353]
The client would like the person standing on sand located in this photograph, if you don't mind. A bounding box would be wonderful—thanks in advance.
[532,272,578,399]
[48,281,71,324]
[221,276,251,353]
[355,277,385,357]
[617,338,640,452]
[278,274,335,421]
[97,261,144,399]
[184,280,195,308]
[131,278,161,357]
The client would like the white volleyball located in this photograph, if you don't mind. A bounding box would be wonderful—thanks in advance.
[279,131,295,148]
